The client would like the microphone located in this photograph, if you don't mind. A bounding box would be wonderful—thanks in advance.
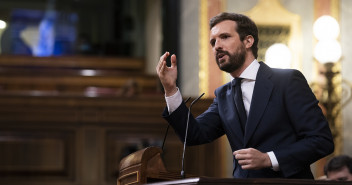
[180,93,205,179]
[161,97,191,151]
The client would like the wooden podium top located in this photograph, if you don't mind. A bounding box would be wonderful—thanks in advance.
[145,177,352,185]
[118,147,351,185]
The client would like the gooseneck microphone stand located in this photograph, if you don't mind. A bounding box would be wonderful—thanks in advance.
[181,93,205,179]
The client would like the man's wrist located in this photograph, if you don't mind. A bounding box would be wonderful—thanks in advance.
[165,86,178,97]
[267,151,280,171]
[165,87,182,114]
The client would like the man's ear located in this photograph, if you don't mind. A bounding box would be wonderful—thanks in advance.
[244,35,254,48]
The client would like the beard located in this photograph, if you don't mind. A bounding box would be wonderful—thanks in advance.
[216,43,246,73]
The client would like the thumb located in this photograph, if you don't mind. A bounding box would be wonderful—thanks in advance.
[171,54,177,68]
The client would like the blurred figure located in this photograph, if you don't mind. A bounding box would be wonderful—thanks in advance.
[117,79,140,97]
[324,155,352,181]
[76,33,93,55]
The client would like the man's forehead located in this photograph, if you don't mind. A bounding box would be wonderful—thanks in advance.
[327,166,352,179]
[210,26,221,36]
[210,20,236,36]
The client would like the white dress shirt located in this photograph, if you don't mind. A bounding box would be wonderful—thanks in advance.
[165,59,279,171]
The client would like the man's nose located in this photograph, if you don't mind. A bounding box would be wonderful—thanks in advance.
[214,40,223,50]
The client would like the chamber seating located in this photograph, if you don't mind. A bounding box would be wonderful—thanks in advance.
[0,55,160,96]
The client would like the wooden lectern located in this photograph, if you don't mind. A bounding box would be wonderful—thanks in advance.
[117,147,352,185]
[117,146,182,185]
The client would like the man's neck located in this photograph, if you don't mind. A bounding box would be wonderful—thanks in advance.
[230,56,256,78]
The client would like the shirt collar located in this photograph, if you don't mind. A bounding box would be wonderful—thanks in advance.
[239,59,260,81]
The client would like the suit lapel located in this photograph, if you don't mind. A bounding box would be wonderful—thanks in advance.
[244,62,273,146]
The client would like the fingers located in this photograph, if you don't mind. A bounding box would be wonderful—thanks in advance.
[156,52,169,73]
[156,52,178,75]
[238,160,252,169]
[233,148,251,157]
[233,148,269,170]
[233,148,251,169]
[156,52,178,96]
[161,52,170,65]
[170,54,177,68]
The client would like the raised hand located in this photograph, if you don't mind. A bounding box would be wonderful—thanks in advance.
[156,52,178,96]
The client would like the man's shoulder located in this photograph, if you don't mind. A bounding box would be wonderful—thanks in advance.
[260,62,304,79]
[271,68,305,81]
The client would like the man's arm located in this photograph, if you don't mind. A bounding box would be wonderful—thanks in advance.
[274,70,334,177]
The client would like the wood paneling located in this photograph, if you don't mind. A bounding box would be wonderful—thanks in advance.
[0,55,159,95]
[0,129,75,184]
[0,95,218,185]
[0,56,223,185]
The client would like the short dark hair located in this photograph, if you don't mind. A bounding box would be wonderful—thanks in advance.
[209,12,259,58]
[324,155,352,176]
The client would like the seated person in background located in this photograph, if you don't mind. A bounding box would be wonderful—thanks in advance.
[324,155,352,181]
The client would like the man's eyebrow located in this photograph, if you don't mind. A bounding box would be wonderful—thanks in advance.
[219,32,231,36]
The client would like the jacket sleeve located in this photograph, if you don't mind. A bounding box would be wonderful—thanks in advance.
[274,70,334,177]
[162,97,225,146]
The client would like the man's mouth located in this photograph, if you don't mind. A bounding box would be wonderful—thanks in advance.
[217,52,227,63]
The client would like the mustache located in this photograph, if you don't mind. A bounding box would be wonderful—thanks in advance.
[216,50,230,59]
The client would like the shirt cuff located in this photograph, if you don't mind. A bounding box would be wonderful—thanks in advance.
[267,151,280,171]
[165,87,182,114]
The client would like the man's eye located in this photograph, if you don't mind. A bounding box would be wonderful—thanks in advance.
[221,35,229,39]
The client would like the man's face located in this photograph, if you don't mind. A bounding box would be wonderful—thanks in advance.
[327,166,352,181]
[209,20,246,73]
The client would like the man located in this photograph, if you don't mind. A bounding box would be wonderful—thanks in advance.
[324,155,352,181]
[156,12,334,178]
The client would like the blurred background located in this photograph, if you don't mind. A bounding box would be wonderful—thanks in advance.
[1,0,352,185]
[0,0,147,57]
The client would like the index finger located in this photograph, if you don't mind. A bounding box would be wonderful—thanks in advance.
[156,52,169,71]
[159,52,170,63]
[233,148,249,155]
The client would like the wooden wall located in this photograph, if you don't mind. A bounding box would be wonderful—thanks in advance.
[0,56,224,185]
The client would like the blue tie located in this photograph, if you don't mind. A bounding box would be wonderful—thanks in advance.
[234,78,247,132]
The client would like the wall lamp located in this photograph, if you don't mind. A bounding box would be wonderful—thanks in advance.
[313,15,342,154]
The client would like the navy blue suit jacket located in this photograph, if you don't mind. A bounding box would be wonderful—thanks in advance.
[163,62,334,179]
